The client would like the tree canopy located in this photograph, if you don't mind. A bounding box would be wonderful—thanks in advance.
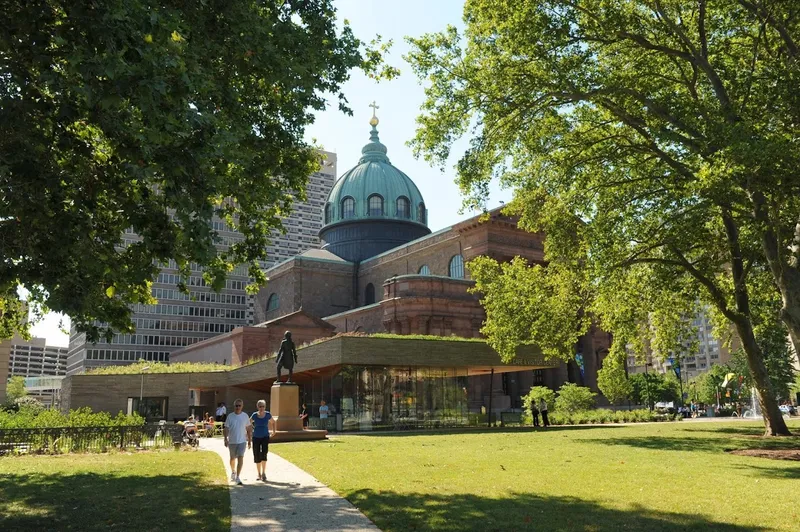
[407,0,799,435]
[1,1,393,341]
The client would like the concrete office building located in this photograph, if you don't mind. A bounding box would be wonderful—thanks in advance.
[9,336,68,378]
[7,336,67,406]
[66,152,336,375]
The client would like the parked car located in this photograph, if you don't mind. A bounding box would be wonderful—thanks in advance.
[778,404,796,416]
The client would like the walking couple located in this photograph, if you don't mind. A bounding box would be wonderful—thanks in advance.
[223,399,276,485]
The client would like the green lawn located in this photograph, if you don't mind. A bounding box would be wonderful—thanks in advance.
[273,420,800,532]
[0,450,230,531]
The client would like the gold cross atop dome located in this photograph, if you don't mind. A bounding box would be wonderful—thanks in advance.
[369,100,379,126]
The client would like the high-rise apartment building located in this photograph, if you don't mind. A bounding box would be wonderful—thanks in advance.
[67,152,337,374]
[627,306,733,380]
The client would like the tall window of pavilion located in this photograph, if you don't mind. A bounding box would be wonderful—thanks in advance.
[324,203,332,224]
[341,197,355,219]
[449,254,465,279]
[418,202,426,224]
[418,265,431,275]
[267,293,280,312]
[368,194,384,216]
[365,283,375,305]
[396,196,410,219]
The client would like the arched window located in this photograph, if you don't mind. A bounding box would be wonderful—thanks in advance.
[418,202,426,224]
[449,255,465,279]
[341,197,355,219]
[365,283,375,305]
[324,203,332,224]
[418,265,431,275]
[267,293,279,311]
[396,196,410,219]
[368,194,384,216]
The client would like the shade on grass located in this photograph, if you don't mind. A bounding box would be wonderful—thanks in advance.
[273,420,800,532]
[0,450,229,531]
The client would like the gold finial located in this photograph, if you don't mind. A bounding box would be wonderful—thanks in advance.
[369,100,379,126]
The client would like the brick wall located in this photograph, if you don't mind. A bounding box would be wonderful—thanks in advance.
[254,266,296,323]
[255,258,354,323]
[358,230,464,306]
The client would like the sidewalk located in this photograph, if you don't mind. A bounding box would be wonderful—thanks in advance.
[200,437,379,532]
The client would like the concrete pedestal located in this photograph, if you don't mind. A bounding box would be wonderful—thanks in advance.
[270,383,327,442]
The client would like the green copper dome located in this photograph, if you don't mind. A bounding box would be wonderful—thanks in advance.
[322,118,428,229]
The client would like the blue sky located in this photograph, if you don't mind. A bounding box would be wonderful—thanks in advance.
[32,0,511,346]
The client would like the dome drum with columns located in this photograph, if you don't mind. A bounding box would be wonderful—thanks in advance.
[319,106,431,262]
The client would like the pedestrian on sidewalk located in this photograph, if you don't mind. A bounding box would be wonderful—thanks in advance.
[250,400,276,482]
[539,398,549,427]
[224,399,252,485]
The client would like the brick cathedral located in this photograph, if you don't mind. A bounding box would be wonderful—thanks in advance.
[171,110,612,420]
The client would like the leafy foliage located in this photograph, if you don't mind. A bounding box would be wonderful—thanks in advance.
[4,376,27,405]
[469,256,589,362]
[407,0,800,435]
[0,406,144,428]
[629,373,682,407]
[86,360,229,375]
[0,1,395,341]
[554,383,596,413]
[548,409,676,426]
[596,359,632,406]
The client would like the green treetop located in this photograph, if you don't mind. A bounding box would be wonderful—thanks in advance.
[407,0,798,435]
[0,1,395,342]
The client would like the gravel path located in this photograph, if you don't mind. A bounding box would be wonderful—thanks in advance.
[200,437,379,532]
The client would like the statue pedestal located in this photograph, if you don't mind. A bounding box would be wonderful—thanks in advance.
[270,383,326,442]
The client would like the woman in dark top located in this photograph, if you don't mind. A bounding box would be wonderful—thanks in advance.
[250,400,275,482]
[300,403,309,428]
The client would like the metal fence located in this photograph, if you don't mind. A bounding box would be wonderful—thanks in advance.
[0,424,185,456]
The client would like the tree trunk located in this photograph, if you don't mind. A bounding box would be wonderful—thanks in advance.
[721,205,790,436]
[733,319,791,436]
[751,192,800,369]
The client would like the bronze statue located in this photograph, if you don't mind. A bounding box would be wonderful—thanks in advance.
[276,330,297,384]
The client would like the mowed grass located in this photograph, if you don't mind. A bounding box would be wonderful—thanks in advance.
[0,450,230,531]
[273,420,800,532]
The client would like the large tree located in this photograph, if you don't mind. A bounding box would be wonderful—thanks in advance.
[1,1,392,341]
[407,0,799,435]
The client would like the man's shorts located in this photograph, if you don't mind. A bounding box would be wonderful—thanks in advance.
[228,442,247,459]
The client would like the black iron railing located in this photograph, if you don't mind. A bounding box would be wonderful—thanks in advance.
[0,424,184,456]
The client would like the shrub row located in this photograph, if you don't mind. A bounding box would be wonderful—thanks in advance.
[547,409,676,425]
[0,406,145,429]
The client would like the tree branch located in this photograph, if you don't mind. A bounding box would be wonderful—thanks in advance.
[737,0,799,58]
[667,244,740,323]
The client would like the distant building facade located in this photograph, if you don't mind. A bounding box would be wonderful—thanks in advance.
[9,336,68,378]
[627,306,734,381]
[66,152,336,375]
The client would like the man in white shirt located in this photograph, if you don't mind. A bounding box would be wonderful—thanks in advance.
[224,399,252,485]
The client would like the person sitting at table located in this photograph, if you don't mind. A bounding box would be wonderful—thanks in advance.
[204,415,215,435]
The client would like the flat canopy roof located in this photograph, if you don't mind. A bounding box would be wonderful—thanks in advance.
[229,335,556,389]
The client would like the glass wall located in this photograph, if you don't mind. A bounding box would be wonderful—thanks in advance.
[302,365,481,432]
